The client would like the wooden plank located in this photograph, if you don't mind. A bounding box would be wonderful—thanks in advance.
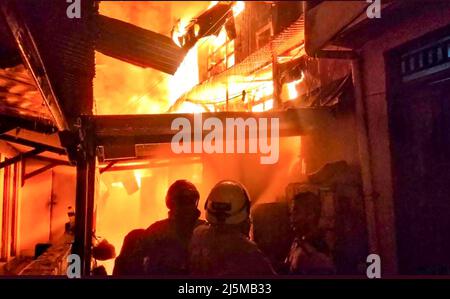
[0,148,44,169]
[93,108,333,143]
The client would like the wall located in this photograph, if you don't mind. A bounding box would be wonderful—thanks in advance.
[299,57,358,174]
[18,161,75,257]
[360,2,450,274]
[18,162,52,256]
[235,2,272,63]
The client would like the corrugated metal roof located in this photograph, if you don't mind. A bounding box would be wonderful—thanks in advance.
[0,64,53,123]
[96,15,187,75]
[11,0,98,126]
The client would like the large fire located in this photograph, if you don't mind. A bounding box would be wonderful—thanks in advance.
[94,1,253,115]
[93,1,304,275]
[94,1,210,115]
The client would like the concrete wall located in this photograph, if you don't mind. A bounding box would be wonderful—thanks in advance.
[359,3,450,274]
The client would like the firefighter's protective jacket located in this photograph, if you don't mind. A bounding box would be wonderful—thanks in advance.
[189,224,276,276]
[113,214,205,275]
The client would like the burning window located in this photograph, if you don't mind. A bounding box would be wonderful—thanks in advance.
[207,27,235,77]
[256,22,273,50]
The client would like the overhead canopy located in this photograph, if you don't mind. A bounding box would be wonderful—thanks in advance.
[304,1,369,56]
[0,0,97,130]
[0,65,54,126]
[304,0,411,54]
[93,108,334,161]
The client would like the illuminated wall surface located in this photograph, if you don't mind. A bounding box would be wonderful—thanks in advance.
[0,153,75,260]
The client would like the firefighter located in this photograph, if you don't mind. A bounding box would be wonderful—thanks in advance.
[113,180,205,275]
[189,180,276,276]
[285,191,336,275]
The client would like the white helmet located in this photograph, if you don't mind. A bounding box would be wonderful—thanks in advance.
[205,180,251,225]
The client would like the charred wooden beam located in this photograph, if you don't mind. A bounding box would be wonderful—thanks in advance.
[93,108,333,145]
[0,115,57,134]
[72,117,96,276]
[0,148,44,170]
[97,15,186,75]
[0,0,69,131]
[99,157,202,172]
[99,160,117,174]
[91,109,334,161]
[0,134,66,155]
[22,162,57,181]
[21,156,71,186]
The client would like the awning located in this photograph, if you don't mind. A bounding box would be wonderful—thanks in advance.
[92,108,333,161]
[0,65,54,125]
[1,0,97,130]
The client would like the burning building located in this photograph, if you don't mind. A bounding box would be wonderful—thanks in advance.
[0,0,449,277]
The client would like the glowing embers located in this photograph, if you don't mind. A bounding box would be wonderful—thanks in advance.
[284,71,305,101]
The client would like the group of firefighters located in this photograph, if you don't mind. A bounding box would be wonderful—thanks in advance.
[112,179,335,276]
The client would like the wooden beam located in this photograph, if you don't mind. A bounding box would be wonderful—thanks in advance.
[0,148,44,170]
[93,108,333,145]
[0,134,66,155]
[72,118,95,276]
[92,109,334,161]
[0,140,19,157]
[99,157,202,173]
[22,162,57,181]
[0,115,56,134]
[99,161,117,174]
[31,156,71,166]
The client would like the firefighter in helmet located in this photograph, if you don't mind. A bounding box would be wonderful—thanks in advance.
[113,179,205,275]
[189,180,275,276]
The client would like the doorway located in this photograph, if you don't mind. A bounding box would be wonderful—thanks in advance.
[387,28,450,274]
